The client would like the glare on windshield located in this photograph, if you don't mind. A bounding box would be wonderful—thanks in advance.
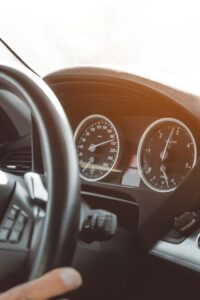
[1,0,199,76]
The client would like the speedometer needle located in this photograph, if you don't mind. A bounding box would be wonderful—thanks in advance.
[88,139,114,151]
[82,161,91,172]
[161,127,175,161]
[162,170,169,188]
[82,157,94,172]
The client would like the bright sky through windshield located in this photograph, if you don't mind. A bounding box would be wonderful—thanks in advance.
[1,0,200,77]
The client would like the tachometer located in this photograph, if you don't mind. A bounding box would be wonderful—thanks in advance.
[137,118,197,192]
[74,114,120,181]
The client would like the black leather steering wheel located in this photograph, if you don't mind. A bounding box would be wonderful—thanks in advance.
[0,64,80,287]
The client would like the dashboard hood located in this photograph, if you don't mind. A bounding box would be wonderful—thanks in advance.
[45,66,200,139]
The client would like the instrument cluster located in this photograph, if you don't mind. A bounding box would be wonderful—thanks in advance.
[74,114,198,193]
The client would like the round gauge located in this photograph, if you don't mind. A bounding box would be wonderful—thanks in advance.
[137,118,197,192]
[74,114,120,182]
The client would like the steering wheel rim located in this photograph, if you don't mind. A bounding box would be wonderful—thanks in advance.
[0,64,80,280]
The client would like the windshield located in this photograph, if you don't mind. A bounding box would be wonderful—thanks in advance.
[1,0,200,80]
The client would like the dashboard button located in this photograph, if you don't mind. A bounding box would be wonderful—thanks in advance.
[2,218,14,230]
[14,221,24,232]
[14,213,27,232]
[0,228,9,242]
[8,207,18,220]
[18,214,26,224]
[9,231,21,243]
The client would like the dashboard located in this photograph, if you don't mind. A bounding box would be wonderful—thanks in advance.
[1,67,200,273]
[45,69,200,196]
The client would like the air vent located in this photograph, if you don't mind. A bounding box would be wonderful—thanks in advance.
[0,149,32,176]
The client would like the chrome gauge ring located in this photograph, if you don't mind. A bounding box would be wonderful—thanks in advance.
[74,114,120,182]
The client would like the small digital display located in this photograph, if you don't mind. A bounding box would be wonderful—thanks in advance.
[121,168,141,187]
[121,154,141,187]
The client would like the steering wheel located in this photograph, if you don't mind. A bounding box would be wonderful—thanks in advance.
[0,64,80,287]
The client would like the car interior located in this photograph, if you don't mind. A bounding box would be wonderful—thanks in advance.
[1,4,200,298]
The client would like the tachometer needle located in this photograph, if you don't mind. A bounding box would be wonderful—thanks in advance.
[88,139,114,151]
[161,127,175,161]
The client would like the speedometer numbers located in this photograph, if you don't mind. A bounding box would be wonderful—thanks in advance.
[137,118,197,192]
[74,115,120,182]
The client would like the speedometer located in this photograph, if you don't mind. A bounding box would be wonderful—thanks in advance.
[74,114,120,182]
[137,118,197,192]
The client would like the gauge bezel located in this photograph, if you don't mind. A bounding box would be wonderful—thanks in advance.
[74,114,120,182]
[137,117,197,193]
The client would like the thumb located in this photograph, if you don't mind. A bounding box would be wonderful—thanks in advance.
[0,267,82,300]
